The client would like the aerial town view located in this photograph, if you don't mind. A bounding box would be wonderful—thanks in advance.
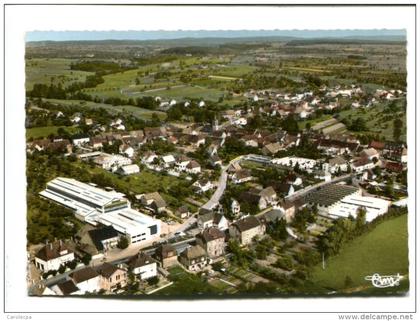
[25,30,408,298]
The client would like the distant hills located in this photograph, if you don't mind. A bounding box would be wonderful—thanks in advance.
[26,34,406,48]
[26,29,406,46]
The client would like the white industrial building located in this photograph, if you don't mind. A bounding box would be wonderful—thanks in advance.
[305,184,390,222]
[328,194,390,222]
[40,177,161,244]
[271,156,317,171]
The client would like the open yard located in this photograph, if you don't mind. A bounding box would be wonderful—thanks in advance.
[153,266,217,297]
[336,102,407,141]
[26,125,81,139]
[44,98,166,120]
[26,58,94,91]
[310,214,409,293]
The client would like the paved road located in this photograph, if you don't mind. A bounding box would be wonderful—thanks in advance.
[201,155,244,210]
[165,215,197,239]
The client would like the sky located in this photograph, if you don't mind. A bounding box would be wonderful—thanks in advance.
[25,29,406,42]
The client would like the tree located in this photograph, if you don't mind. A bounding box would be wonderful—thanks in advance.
[82,253,92,266]
[117,236,129,249]
[267,218,288,241]
[393,118,403,142]
[344,275,354,288]
[58,264,66,274]
[356,207,367,229]
[66,260,77,270]
[147,276,159,286]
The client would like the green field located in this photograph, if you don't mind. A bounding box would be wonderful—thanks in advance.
[26,58,94,91]
[298,102,406,141]
[44,99,166,120]
[310,214,409,293]
[336,102,407,141]
[26,125,81,139]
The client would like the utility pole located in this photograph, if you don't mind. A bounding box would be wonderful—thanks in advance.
[322,252,325,270]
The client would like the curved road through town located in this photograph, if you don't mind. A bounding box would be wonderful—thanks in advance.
[201,155,244,211]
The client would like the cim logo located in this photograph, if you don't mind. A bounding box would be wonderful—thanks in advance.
[365,273,403,288]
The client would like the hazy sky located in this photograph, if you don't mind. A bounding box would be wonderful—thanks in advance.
[26,29,406,42]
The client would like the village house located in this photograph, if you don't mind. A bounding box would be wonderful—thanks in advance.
[229,216,266,246]
[69,267,101,294]
[352,158,376,173]
[193,179,214,194]
[262,142,283,155]
[47,279,81,296]
[144,127,167,141]
[186,160,201,174]
[90,137,106,149]
[72,136,90,147]
[239,186,278,211]
[209,154,222,167]
[196,227,226,259]
[275,199,296,222]
[241,135,259,147]
[317,139,359,156]
[197,210,229,231]
[161,154,176,168]
[93,153,132,171]
[175,155,191,172]
[179,245,208,272]
[116,164,140,176]
[323,156,348,174]
[140,192,167,213]
[231,199,241,216]
[86,225,120,253]
[96,263,128,292]
[155,244,178,269]
[34,240,75,272]
[361,148,380,161]
[119,144,135,158]
[231,169,253,184]
[142,151,158,165]
[127,252,157,280]
[175,205,190,219]
[227,162,242,175]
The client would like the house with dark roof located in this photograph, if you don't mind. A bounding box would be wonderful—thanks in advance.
[197,211,229,231]
[186,160,201,174]
[239,186,278,211]
[262,142,283,155]
[231,169,253,184]
[87,225,119,252]
[352,158,376,173]
[179,245,208,272]
[34,240,75,272]
[193,178,214,194]
[96,263,128,292]
[69,267,100,294]
[155,244,178,268]
[127,252,157,280]
[48,279,81,296]
[196,227,226,259]
[175,205,191,219]
[140,192,167,213]
[276,200,296,222]
[229,216,265,245]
